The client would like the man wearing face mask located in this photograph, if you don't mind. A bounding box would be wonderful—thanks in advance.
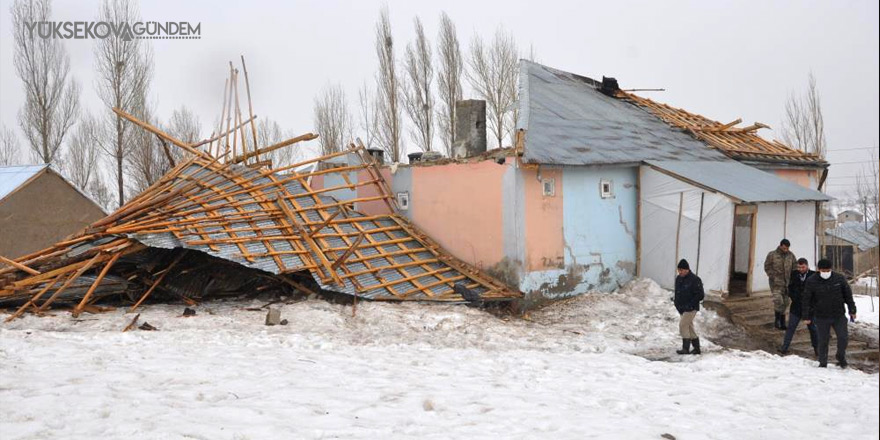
[802,259,857,368]
[764,239,797,330]
[778,258,818,355]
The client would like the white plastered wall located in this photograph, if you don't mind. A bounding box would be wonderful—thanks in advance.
[751,202,817,292]
[639,167,735,292]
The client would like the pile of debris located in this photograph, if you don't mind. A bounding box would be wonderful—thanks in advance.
[0,65,519,323]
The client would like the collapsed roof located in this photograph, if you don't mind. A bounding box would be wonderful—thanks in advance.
[0,110,520,321]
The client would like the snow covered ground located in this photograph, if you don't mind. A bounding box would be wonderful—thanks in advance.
[856,276,877,289]
[854,295,879,326]
[1,278,878,439]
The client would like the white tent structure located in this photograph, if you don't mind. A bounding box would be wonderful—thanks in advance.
[638,160,831,295]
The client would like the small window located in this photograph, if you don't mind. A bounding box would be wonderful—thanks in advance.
[600,179,614,199]
[542,178,555,197]
[397,191,410,210]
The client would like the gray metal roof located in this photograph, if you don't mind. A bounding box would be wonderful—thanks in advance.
[825,221,878,251]
[517,60,728,165]
[645,160,832,203]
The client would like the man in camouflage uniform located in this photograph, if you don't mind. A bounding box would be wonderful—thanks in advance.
[764,238,797,330]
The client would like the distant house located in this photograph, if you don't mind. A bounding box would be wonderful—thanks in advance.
[0,165,106,259]
[312,61,830,299]
[837,210,864,224]
[823,221,878,277]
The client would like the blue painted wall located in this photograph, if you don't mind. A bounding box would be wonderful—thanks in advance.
[520,166,638,297]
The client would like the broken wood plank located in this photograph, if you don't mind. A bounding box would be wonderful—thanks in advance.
[0,255,40,275]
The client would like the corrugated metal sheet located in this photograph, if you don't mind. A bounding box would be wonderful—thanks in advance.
[517,60,728,165]
[0,165,47,201]
[826,222,878,251]
[645,160,832,203]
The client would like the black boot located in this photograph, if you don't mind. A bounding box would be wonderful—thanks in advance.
[676,338,691,355]
[774,312,786,330]
[690,338,701,355]
[777,345,789,355]
[837,354,848,369]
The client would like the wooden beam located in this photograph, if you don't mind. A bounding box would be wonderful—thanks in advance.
[129,251,187,312]
[331,232,366,270]
[0,255,40,275]
[113,107,209,159]
[241,56,260,162]
[35,254,102,312]
[72,252,122,317]
[4,278,59,322]
[192,116,256,148]
[309,209,341,237]
[232,133,318,164]
[274,198,344,287]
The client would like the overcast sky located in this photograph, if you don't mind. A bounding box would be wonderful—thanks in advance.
[0,0,877,199]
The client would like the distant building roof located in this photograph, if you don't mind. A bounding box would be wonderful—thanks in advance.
[0,164,106,213]
[617,92,826,167]
[838,210,863,217]
[645,160,832,203]
[517,60,729,166]
[826,221,879,251]
[0,164,48,203]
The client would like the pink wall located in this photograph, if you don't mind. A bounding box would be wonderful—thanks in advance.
[356,168,394,215]
[408,161,507,270]
[521,167,565,271]
[773,169,818,189]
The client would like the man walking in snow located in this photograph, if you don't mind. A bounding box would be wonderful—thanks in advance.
[764,238,797,330]
[803,259,857,368]
[778,258,818,355]
[674,259,704,355]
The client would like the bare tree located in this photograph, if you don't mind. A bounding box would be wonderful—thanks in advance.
[781,72,827,158]
[313,84,352,156]
[357,82,380,149]
[124,90,168,195]
[402,17,434,152]
[1,125,22,166]
[856,158,879,232]
[94,0,153,207]
[256,118,287,167]
[162,106,200,165]
[375,6,402,162]
[436,12,463,157]
[467,27,519,149]
[166,106,201,144]
[11,0,80,164]
[60,112,102,190]
[87,174,114,212]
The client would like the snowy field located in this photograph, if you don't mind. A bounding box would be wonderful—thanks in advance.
[854,295,879,326]
[1,279,878,439]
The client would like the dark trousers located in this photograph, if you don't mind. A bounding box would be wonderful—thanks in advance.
[781,312,817,351]
[814,315,848,366]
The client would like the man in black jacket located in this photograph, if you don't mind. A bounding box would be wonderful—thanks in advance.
[802,259,858,368]
[674,259,704,355]
[778,258,818,355]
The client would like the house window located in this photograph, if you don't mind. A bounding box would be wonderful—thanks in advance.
[600,179,614,198]
[397,191,410,210]
[542,178,555,197]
